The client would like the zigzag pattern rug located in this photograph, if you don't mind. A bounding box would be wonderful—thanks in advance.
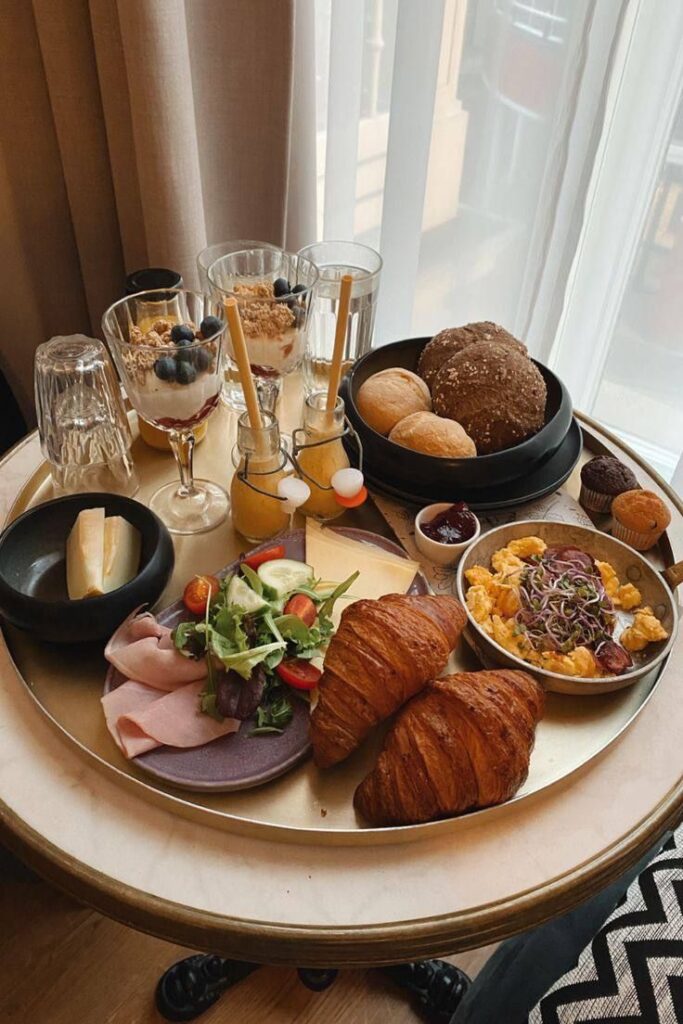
[529,832,683,1023]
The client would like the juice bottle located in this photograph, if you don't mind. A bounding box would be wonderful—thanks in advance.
[230,410,290,542]
[297,392,350,521]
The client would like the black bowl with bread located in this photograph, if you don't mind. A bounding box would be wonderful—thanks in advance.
[340,324,574,501]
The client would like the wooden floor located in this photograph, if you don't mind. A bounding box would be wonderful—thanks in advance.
[0,856,494,1023]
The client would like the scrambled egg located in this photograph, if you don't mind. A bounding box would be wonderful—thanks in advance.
[596,560,620,600]
[465,536,669,678]
[616,583,642,610]
[620,607,669,652]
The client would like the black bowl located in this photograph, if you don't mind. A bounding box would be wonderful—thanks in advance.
[341,336,573,493]
[0,493,174,643]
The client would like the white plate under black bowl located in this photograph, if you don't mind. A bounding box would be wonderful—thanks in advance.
[345,418,583,511]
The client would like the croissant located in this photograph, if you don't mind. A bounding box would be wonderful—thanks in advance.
[354,669,545,826]
[310,593,466,768]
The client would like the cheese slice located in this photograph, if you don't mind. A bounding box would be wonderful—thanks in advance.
[103,516,141,594]
[66,507,105,599]
[305,520,419,624]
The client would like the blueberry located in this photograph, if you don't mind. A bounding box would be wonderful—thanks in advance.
[175,359,197,385]
[199,315,222,339]
[273,277,291,297]
[291,283,306,294]
[193,348,210,372]
[171,323,195,344]
[174,339,195,362]
[154,356,177,381]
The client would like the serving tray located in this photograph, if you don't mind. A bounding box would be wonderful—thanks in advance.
[1,415,678,846]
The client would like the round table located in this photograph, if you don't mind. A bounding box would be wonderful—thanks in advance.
[1,401,682,968]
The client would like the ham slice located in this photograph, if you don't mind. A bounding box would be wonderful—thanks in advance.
[102,680,240,759]
[105,609,206,690]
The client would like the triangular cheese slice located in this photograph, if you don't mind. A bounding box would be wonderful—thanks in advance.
[66,507,105,599]
[103,516,141,593]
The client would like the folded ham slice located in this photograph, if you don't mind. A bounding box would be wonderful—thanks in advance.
[102,680,240,759]
[105,609,206,690]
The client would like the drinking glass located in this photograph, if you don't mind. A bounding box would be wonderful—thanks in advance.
[34,335,139,497]
[298,241,382,394]
[208,248,319,412]
[196,240,281,293]
[102,289,229,535]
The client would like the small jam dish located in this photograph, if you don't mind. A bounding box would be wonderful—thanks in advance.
[414,502,481,567]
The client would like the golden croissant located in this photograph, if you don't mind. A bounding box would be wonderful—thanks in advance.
[310,593,466,768]
[354,669,545,826]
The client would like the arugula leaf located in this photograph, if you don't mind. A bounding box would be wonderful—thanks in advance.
[262,609,284,646]
[240,563,263,595]
[173,621,206,659]
[211,639,285,680]
[213,604,249,651]
[273,613,311,644]
[317,571,359,623]
[200,691,223,722]
[250,693,293,736]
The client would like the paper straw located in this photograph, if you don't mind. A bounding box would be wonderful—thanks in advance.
[325,273,353,417]
[225,297,263,431]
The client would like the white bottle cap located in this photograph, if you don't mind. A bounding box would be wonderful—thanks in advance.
[331,467,364,498]
[277,476,311,512]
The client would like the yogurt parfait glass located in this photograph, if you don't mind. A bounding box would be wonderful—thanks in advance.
[207,248,319,413]
[102,289,229,535]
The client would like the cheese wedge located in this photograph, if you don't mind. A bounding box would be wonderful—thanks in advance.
[66,507,106,599]
[306,520,419,624]
[103,516,141,594]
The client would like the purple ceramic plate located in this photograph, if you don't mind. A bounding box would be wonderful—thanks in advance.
[103,527,427,792]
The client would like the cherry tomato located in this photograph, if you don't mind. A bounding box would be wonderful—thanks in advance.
[242,544,286,571]
[276,658,322,690]
[182,574,220,616]
[283,593,317,627]
[335,486,368,508]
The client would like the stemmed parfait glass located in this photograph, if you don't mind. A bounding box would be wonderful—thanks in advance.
[102,289,229,535]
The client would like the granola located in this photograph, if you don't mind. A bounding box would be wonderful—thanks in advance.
[233,281,296,340]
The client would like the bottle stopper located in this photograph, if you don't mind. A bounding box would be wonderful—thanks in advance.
[331,468,367,508]
[277,476,311,513]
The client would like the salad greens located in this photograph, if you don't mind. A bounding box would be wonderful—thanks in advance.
[172,560,359,734]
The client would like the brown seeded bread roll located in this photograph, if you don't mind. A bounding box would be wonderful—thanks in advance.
[432,341,546,454]
[389,411,476,458]
[417,323,527,390]
[356,368,431,436]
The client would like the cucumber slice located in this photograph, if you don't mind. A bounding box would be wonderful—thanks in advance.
[226,574,268,613]
[257,558,314,597]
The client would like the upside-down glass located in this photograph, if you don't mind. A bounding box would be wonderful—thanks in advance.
[34,335,139,497]
[207,248,319,412]
[102,289,229,535]
[298,241,382,394]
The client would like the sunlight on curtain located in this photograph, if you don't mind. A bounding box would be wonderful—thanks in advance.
[591,94,683,480]
[313,0,606,344]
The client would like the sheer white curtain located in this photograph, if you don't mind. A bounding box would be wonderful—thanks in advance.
[309,0,683,481]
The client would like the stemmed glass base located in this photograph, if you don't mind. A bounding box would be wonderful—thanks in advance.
[150,479,229,535]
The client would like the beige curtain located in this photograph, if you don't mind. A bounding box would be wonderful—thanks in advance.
[0,0,306,423]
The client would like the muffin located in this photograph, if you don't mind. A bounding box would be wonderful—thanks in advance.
[611,490,671,550]
[431,341,546,454]
[356,368,431,435]
[417,322,527,390]
[579,455,639,513]
[389,411,477,458]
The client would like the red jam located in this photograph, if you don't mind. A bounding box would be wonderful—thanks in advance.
[421,502,477,544]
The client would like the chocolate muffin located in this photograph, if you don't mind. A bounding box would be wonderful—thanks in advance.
[431,341,546,454]
[417,322,527,390]
[579,456,639,513]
